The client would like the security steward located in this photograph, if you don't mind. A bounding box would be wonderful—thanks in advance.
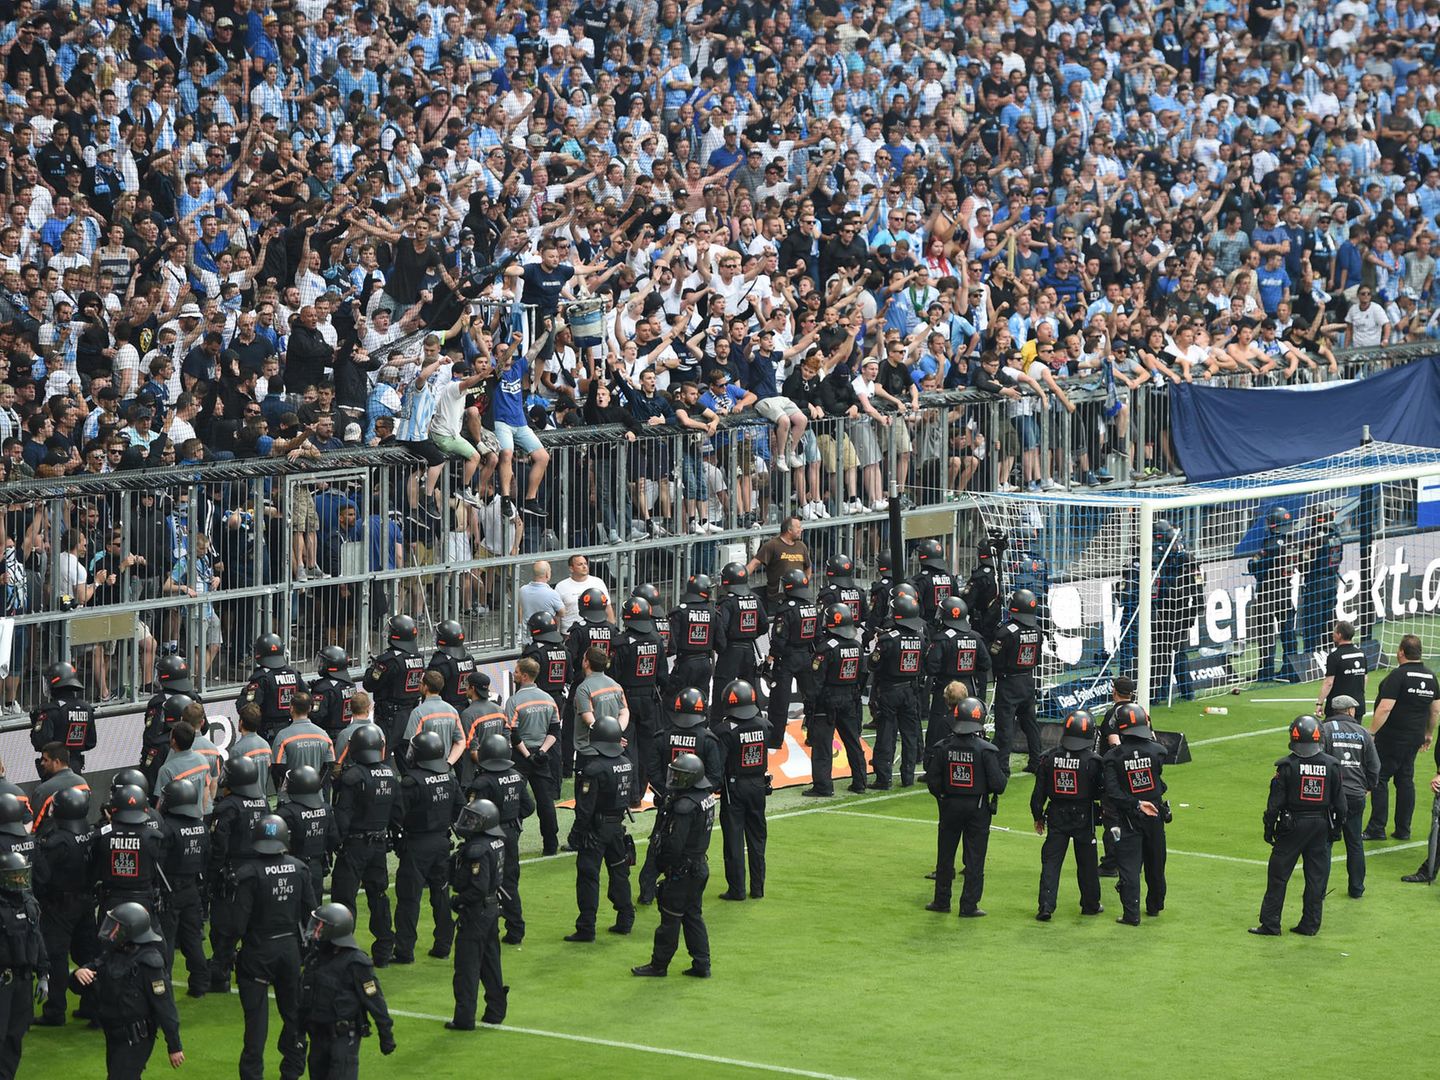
[29,661,96,772]
[667,573,724,701]
[448,797,508,1029]
[910,538,957,626]
[1316,620,1367,721]
[506,659,563,855]
[765,569,821,749]
[393,731,459,964]
[33,786,97,1025]
[310,646,356,739]
[632,752,717,979]
[922,694,1006,917]
[468,733,535,946]
[717,680,771,901]
[638,688,724,904]
[1031,709,1105,920]
[714,563,765,712]
[332,724,398,967]
[1103,704,1170,926]
[990,589,1043,774]
[613,595,668,799]
[140,655,198,786]
[1364,634,1439,841]
[157,778,210,997]
[206,755,269,992]
[0,851,45,1078]
[71,902,183,1078]
[564,587,618,775]
[270,691,337,792]
[31,743,88,834]
[276,765,338,901]
[1251,717,1346,937]
[363,616,427,757]
[1321,696,1380,894]
[564,716,635,942]
[923,597,990,750]
[237,633,305,741]
[428,620,477,712]
[461,674,508,792]
[300,903,397,1073]
[229,815,316,1080]
[869,592,926,789]
[804,604,868,797]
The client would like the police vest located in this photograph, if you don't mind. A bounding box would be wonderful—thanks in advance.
[469,769,528,825]
[301,948,377,1025]
[34,828,96,898]
[912,570,956,618]
[1117,748,1161,798]
[932,628,981,681]
[278,802,333,860]
[663,790,716,862]
[213,794,270,865]
[671,604,717,655]
[1277,754,1337,812]
[522,642,570,692]
[32,698,96,755]
[579,756,634,811]
[875,628,924,682]
[1043,749,1097,803]
[724,720,768,778]
[775,601,820,661]
[721,594,764,642]
[997,625,1041,674]
[615,632,663,688]
[237,856,309,938]
[96,822,162,895]
[429,653,477,710]
[372,652,427,707]
[162,816,208,877]
[341,763,398,833]
[452,836,504,904]
[91,945,167,1027]
[243,668,303,724]
[816,638,864,687]
[820,584,867,625]
[402,769,458,832]
[935,736,997,797]
[310,676,356,734]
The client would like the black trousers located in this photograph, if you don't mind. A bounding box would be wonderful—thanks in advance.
[38,891,97,1021]
[650,865,710,972]
[102,1025,158,1080]
[394,831,453,960]
[1258,815,1332,933]
[1038,810,1101,915]
[331,836,394,958]
[516,754,558,850]
[159,877,208,995]
[0,971,33,1080]
[926,678,987,750]
[573,820,633,934]
[304,1026,361,1080]
[452,905,506,1026]
[1114,818,1167,921]
[765,663,807,749]
[871,681,921,786]
[1368,739,1420,835]
[932,796,991,910]
[238,937,305,1080]
[499,824,524,939]
[721,777,767,896]
[625,691,662,800]
[1339,793,1367,897]
[808,695,867,794]
[637,811,665,903]
[670,653,715,703]
[992,673,1039,771]
[712,645,756,718]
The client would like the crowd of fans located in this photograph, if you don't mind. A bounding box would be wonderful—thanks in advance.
[1,0,1439,684]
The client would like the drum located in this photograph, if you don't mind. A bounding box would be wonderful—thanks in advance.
[564,298,607,348]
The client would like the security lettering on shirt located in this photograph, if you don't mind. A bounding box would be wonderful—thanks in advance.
[1298,761,1327,802]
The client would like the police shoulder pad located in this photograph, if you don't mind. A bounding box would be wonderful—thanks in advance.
[672,796,697,815]
[977,738,1000,752]
[137,948,165,971]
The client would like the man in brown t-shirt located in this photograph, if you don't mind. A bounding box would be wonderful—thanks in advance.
[748,516,811,605]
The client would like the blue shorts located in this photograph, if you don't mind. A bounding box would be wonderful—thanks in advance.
[494,421,543,455]
[1013,414,1040,451]
[682,449,707,501]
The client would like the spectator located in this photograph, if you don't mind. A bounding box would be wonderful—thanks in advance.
[519,561,566,628]
[553,554,613,633]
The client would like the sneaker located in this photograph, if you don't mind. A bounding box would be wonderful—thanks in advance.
[705,519,723,534]
[500,495,515,519]
[629,525,650,542]
[1027,480,1041,492]
[608,529,622,545]
[470,604,490,617]
[1040,478,1062,491]
[789,451,807,470]
[1084,471,1099,487]
[691,518,708,536]
[847,498,865,513]
[870,498,889,511]
[459,489,483,508]
[1095,469,1114,483]
[816,502,832,518]
[650,521,670,538]
[294,566,308,581]
[799,504,815,521]
[997,482,1019,493]
[522,499,547,518]
[308,565,331,579]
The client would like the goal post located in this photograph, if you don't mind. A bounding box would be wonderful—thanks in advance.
[972,442,1440,712]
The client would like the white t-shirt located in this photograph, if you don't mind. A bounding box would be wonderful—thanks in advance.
[429,378,469,439]
[56,551,88,601]
[554,574,612,632]
[1345,301,1389,346]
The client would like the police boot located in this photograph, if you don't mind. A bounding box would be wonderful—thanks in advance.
[632,963,667,977]
[682,964,711,978]
[1401,864,1434,883]
[481,986,508,1025]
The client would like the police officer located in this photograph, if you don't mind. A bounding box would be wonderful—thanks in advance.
[1103,704,1170,926]
[714,564,765,712]
[716,680,770,901]
[156,778,210,997]
[765,569,821,750]
[638,688,725,903]
[923,597,991,750]
[564,587,618,774]
[468,733,534,946]
[428,619,477,712]
[1094,676,1136,877]
[1316,620,1368,721]
[819,554,869,628]
[633,582,673,653]
[869,593,926,789]
[865,553,895,649]
[1250,717,1346,936]
[300,903,396,1072]
[447,798,508,1029]
[276,765,338,902]
[108,769,163,832]
[207,755,269,992]
[1299,507,1344,655]
[393,731,459,964]
[0,796,30,862]
[564,716,635,941]
[310,646,356,738]
[668,573,723,702]
[0,851,44,1078]
[140,655,198,787]
[364,615,428,755]
[93,784,167,919]
[1320,696,1380,895]
[332,724,399,966]
[909,539,957,626]
[32,786,96,1026]
[805,605,868,797]
[1031,709,1105,920]
[632,752,717,979]
[229,815,315,1080]
[1249,506,1300,682]
[1151,519,1203,701]
[237,633,306,741]
[990,589,1043,774]
[71,902,183,1077]
[960,527,1008,643]
[29,661,96,772]
[922,694,1006,916]
[613,595,668,797]
[505,659,563,855]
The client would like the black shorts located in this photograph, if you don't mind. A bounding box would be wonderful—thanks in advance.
[400,439,448,467]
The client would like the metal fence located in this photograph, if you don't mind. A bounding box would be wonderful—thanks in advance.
[0,340,1428,727]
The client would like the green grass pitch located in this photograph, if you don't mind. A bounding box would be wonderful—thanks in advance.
[23,673,1437,1079]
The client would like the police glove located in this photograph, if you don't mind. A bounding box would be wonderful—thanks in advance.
[34,976,48,1005]
[380,1036,397,1055]
[1263,814,1276,846]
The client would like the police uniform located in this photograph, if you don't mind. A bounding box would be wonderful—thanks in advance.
[0,868,44,1078]
[299,936,395,1074]
[612,623,668,797]
[637,709,724,903]
[910,566,957,627]
[667,599,724,700]
[72,932,182,1079]
[467,758,535,944]
[563,617,617,771]
[990,620,1042,772]
[92,816,168,918]
[714,588,766,710]
[922,721,1006,915]
[450,821,508,1026]
[237,663,306,742]
[393,760,460,963]
[567,751,635,937]
[865,566,895,650]
[869,618,925,788]
[309,672,356,739]
[140,689,201,788]
[332,758,399,965]
[639,774,716,977]
[505,686,563,855]
[29,691,97,772]
[1103,735,1170,924]
[276,789,339,902]
[766,594,820,749]
[428,641,477,713]
[363,648,427,755]
[206,780,269,991]
[33,805,98,1023]
[1255,734,1345,935]
[1030,739,1104,918]
[818,581,869,633]
[1365,658,1439,839]
[923,622,990,748]
[1299,519,1344,655]
[158,807,210,997]
[717,703,770,899]
[809,628,869,795]
[960,557,1003,643]
[1249,517,1299,681]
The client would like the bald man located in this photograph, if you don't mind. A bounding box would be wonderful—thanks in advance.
[520,559,566,629]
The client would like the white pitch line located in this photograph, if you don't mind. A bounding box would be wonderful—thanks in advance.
[1189,727,1290,748]
[385,1005,864,1080]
